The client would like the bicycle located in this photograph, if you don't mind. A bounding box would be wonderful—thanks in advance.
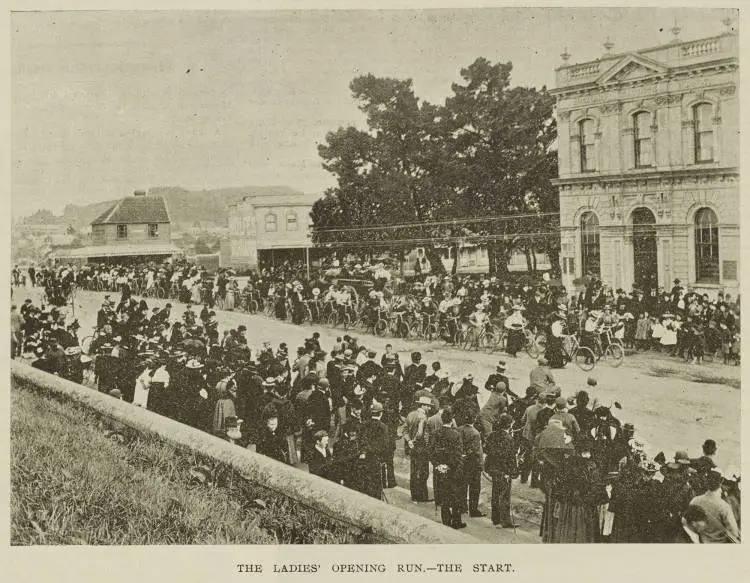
[327,303,353,328]
[438,315,462,345]
[560,333,597,371]
[374,310,410,338]
[590,327,625,367]
[458,320,502,352]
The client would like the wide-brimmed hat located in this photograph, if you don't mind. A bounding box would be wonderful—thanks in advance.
[64,346,81,356]
[185,359,204,369]
[416,395,433,406]
[262,376,276,387]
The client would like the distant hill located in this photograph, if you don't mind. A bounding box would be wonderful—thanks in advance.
[21,185,304,229]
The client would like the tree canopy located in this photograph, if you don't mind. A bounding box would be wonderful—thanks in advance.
[312,59,559,276]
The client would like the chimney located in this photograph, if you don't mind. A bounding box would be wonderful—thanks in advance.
[134,190,146,197]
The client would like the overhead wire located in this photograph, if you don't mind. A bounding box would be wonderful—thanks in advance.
[311,210,561,234]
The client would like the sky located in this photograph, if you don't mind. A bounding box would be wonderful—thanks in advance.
[11,7,734,218]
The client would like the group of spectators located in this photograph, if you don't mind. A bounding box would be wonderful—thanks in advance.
[10,260,741,543]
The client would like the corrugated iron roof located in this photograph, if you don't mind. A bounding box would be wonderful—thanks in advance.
[91,195,171,225]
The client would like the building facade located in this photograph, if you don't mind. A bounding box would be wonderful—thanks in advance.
[552,29,739,297]
[55,190,179,264]
[227,192,321,269]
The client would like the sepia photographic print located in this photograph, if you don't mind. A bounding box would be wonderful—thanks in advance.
[7,3,743,568]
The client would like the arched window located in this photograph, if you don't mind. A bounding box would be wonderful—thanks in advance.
[286,211,298,231]
[264,213,277,233]
[580,212,601,277]
[695,208,719,283]
[579,119,596,172]
[633,112,652,167]
[693,103,714,163]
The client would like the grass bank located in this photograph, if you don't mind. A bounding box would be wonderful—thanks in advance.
[11,385,377,545]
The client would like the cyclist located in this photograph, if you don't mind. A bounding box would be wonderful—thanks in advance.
[581,309,601,356]
[504,301,528,357]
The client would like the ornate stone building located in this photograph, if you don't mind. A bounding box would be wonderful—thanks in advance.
[551,27,739,297]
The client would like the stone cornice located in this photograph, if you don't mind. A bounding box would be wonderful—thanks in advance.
[551,61,737,100]
[555,82,737,117]
[552,166,739,188]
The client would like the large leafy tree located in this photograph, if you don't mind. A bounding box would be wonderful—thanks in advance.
[312,75,455,273]
[313,60,559,277]
[443,58,558,277]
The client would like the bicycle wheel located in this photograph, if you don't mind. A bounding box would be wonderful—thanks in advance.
[425,323,439,342]
[343,313,354,330]
[524,329,539,358]
[483,326,501,352]
[460,329,475,351]
[604,343,624,367]
[397,321,411,339]
[574,347,596,371]
[327,312,338,327]
[374,319,388,337]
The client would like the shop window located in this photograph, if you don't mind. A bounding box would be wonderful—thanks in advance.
[580,212,600,277]
[695,207,719,283]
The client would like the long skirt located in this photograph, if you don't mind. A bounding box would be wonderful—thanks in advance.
[224,290,235,311]
[550,500,600,543]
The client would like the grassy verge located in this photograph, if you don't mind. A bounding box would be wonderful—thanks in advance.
[11,384,378,545]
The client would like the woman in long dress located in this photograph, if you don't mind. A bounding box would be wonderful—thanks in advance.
[133,361,153,408]
[224,279,237,311]
[550,437,608,543]
[190,280,202,305]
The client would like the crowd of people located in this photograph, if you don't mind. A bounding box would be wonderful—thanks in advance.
[13,258,741,369]
[10,259,741,543]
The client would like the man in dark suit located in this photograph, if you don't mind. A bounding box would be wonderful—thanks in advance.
[357,401,391,499]
[356,350,382,384]
[152,303,172,327]
[430,408,466,529]
[484,361,517,399]
[484,414,517,527]
[303,378,333,462]
[457,404,485,517]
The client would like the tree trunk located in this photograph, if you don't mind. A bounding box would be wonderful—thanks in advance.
[547,245,561,279]
[451,244,459,275]
[532,249,538,272]
[488,242,512,279]
[524,248,533,273]
[423,244,447,276]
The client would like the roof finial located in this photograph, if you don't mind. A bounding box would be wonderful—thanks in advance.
[670,18,681,42]
[560,47,571,63]
[722,13,735,34]
[603,37,614,54]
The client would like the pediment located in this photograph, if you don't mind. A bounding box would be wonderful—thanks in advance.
[596,53,668,85]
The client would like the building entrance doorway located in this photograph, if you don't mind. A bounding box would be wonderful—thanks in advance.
[632,207,658,293]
